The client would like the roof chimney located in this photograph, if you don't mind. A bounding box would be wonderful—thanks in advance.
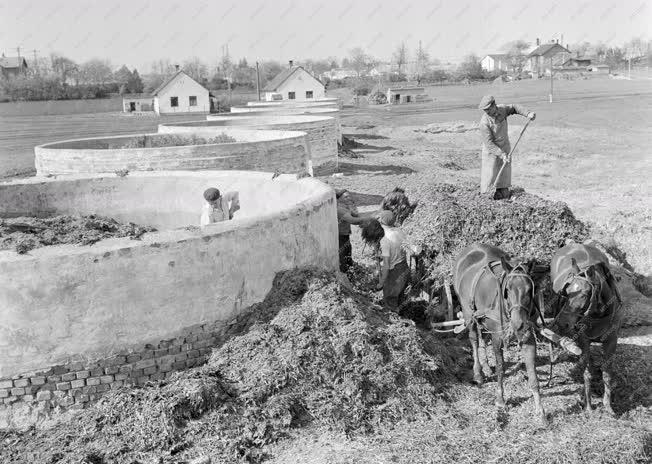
[289,60,294,68]
[175,64,179,71]
[536,38,540,46]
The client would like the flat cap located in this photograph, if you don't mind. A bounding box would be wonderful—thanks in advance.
[478,95,495,110]
[203,188,221,202]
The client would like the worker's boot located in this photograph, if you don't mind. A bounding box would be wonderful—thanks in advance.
[493,188,511,200]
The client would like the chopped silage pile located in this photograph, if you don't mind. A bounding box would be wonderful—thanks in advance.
[2,268,458,464]
[0,215,157,254]
[402,183,590,309]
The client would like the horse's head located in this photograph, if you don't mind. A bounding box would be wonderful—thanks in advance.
[500,257,535,342]
[557,259,601,332]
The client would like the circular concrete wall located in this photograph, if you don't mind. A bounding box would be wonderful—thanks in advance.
[0,171,338,378]
[34,129,310,176]
[230,101,338,113]
[159,114,337,167]
[247,97,341,108]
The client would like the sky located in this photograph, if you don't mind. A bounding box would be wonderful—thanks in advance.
[1,0,650,71]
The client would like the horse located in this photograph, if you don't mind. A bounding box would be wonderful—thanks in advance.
[550,243,623,415]
[453,244,546,423]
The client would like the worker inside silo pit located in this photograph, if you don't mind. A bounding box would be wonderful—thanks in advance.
[200,187,240,226]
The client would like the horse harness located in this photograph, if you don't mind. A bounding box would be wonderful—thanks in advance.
[468,260,535,337]
[554,264,623,340]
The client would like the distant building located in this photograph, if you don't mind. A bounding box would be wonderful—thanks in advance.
[562,57,592,67]
[0,54,28,79]
[368,63,393,77]
[481,54,511,72]
[122,68,209,114]
[321,68,358,80]
[527,40,571,76]
[588,64,610,74]
[386,84,429,104]
[264,61,325,102]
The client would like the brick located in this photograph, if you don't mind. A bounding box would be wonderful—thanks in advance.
[194,340,210,349]
[100,375,114,384]
[11,388,25,396]
[30,376,46,386]
[143,366,157,375]
[47,376,61,384]
[154,349,168,358]
[61,372,77,382]
[4,397,17,405]
[129,369,144,379]
[172,361,185,370]
[140,350,154,360]
[126,354,141,363]
[86,377,101,386]
[187,350,200,359]
[114,373,128,381]
[71,379,85,389]
[110,380,124,389]
[96,384,110,392]
[82,386,97,394]
[68,362,84,371]
[0,380,13,389]
[119,365,133,374]
[24,386,38,395]
[181,343,192,352]
[14,378,30,388]
[22,395,35,402]
[70,388,83,397]
[167,346,181,355]
[56,382,71,391]
[40,383,55,391]
[90,368,104,377]
[199,348,212,357]
[78,394,90,403]
[0,389,9,398]
[150,373,165,382]
[135,359,155,370]
[104,366,120,375]
[105,356,126,366]
[158,339,172,349]
[76,370,90,379]
[36,390,52,401]
[174,353,188,362]
[186,359,197,368]
[159,364,173,373]
[52,366,68,375]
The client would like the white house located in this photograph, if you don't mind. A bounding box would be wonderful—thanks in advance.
[481,54,510,72]
[123,68,210,114]
[386,85,429,104]
[263,61,325,102]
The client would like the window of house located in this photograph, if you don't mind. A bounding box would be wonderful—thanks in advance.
[288,92,295,100]
[189,96,197,106]
[306,90,313,99]
[170,97,178,107]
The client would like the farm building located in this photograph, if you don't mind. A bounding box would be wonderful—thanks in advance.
[321,68,358,80]
[0,54,28,79]
[386,85,429,104]
[527,40,571,77]
[121,69,210,114]
[264,61,325,102]
[562,57,592,68]
[481,54,511,72]
[589,64,610,74]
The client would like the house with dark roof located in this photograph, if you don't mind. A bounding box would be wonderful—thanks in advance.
[0,54,28,79]
[527,41,571,76]
[481,54,511,72]
[263,61,325,102]
[122,67,209,114]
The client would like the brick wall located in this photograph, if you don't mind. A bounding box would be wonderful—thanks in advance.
[0,321,227,428]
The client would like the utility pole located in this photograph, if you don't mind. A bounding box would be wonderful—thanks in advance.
[549,57,553,103]
[255,61,261,101]
[31,49,39,74]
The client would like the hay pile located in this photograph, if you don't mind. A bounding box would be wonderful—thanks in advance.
[0,215,156,254]
[402,183,590,287]
[3,269,455,463]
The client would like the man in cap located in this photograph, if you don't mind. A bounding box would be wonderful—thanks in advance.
[478,95,535,199]
[200,187,240,226]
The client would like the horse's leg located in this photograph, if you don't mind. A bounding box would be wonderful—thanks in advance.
[521,337,547,424]
[478,331,493,377]
[469,321,483,385]
[601,333,617,416]
[492,334,505,408]
[579,337,593,412]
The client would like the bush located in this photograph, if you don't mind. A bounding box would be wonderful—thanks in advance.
[369,91,387,104]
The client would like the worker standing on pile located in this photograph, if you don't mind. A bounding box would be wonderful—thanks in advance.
[200,187,240,226]
[478,95,536,199]
[336,189,367,273]
[361,211,410,312]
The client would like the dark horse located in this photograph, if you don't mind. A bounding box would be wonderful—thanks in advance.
[454,244,545,422]
[550,243,622,415]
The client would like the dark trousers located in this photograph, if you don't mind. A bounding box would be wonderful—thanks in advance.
[339,234,353,273]
[493,187,511,200]
[383,260,410,312]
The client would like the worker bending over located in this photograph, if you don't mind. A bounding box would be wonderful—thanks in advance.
[200,187,240,226]
[336,189,367,273]
[478,95,535,199]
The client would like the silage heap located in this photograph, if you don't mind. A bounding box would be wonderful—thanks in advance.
[3,268,456,464]
[403,183,590,289]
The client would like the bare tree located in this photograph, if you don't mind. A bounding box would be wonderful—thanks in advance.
[415,40,430,80]
[503,40,530,73]
[50,54,78,83]
[393,42,408,76]
[79,59,112,85]
[349,47,371,77]
[182,57,209,83]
